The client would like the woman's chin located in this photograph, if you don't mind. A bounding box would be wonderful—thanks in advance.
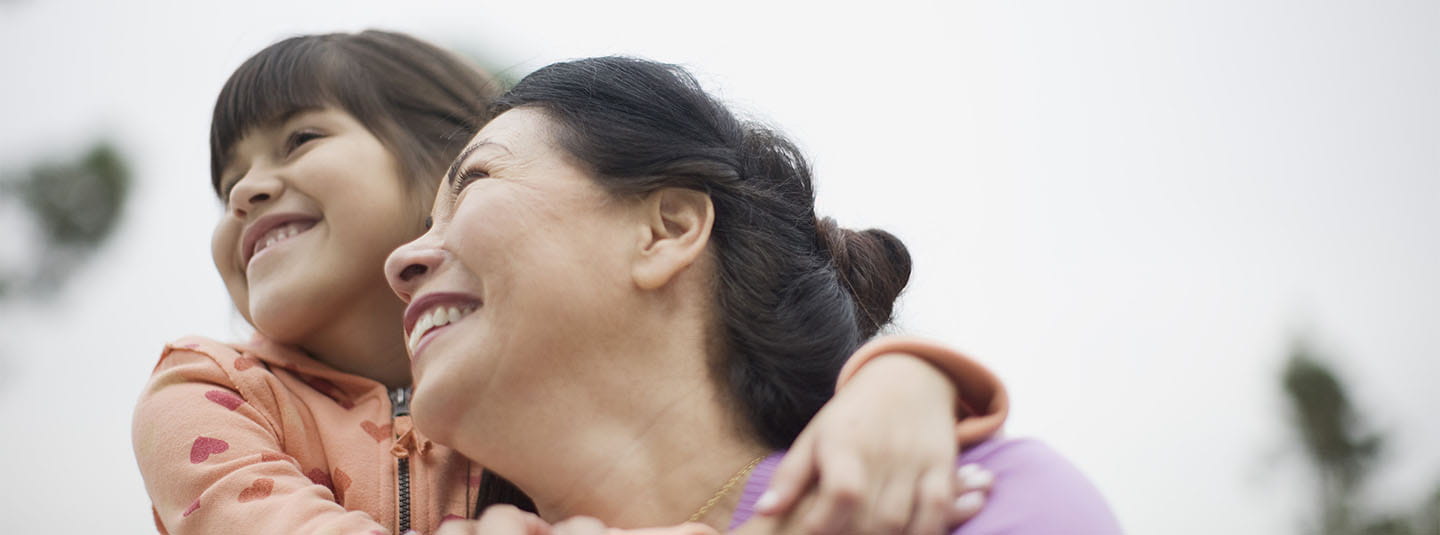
[409,392,459,448]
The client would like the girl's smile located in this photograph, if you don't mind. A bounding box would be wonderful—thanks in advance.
[241,214,319,270]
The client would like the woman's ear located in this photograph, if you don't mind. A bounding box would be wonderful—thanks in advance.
[633,187,714,290]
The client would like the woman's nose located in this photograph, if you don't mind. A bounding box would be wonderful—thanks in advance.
[386,232,446,303]
[228,171,284,218]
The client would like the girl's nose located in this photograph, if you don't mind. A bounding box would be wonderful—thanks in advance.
[228,171,285,218]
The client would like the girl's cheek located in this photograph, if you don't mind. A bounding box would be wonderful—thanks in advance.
[211,221,242,281]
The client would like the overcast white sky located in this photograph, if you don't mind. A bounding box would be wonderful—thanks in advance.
[2,1,1437,533]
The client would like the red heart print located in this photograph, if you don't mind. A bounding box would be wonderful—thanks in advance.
[259,452,287,464]
[333,468,352,503]
[360,420,391,442]
[204,390,243,411]
[234,356,260,371]
[306,468,333,491]
[183,499,201,517]
[305,376,354,409]
[189,436,229,464]
[237,478,274,502]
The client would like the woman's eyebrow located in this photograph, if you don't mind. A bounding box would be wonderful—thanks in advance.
[445,141,509,186]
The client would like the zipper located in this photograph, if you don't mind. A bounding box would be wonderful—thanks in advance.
[391,386,413,534]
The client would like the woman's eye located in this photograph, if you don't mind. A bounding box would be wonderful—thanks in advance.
[451,169,489,196]
[284,130,323,155]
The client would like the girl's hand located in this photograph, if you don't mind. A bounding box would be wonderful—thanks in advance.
[756,353,991,534]
[431,507,720,535]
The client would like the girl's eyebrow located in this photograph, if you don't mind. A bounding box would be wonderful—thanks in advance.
[445,141,509,186]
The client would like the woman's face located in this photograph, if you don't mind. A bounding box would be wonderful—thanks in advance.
[384,108,645,443]
[212,107,423,345]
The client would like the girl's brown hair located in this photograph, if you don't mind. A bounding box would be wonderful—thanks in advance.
[210,30,502,198]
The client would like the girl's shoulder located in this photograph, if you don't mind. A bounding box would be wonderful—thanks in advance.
[155,335,251,371]
[146,334,379,414]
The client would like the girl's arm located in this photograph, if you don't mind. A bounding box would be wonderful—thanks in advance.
[132,338,386,534]
[756,336,1009,534]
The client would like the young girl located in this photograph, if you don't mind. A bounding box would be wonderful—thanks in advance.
[133,31,1002,535]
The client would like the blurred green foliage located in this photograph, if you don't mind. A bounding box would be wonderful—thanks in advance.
[1283,343,1440,535]
[1,140,131,296]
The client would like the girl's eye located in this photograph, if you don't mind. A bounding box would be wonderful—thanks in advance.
[284,130,323,155]
[423,216,433,230]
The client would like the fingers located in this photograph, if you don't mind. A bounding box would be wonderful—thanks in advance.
[458,504,552,535]
[552,515,608,535]
[948,464,994,526]
[867,472,920,535]
[797,450,864,535]
[904,466,955,535]
[758,434,817,516]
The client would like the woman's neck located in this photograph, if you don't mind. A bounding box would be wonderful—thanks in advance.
[457,331,770,529]
[530,400,768,529]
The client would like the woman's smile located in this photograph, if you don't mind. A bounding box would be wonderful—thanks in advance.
[403,292,483,359]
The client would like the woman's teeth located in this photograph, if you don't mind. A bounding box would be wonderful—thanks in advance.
[253,223,307,258]
[408,305,478,354]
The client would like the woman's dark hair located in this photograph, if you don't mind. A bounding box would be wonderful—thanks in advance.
[494,56,912,448]
[209,30,501,197]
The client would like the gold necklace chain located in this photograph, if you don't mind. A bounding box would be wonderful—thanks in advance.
[688,454,768,523]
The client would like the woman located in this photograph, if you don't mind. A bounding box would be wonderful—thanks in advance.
[386,56,1120,533]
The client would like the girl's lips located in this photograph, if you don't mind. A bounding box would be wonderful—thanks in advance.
[240,213,320,266]
[245,223,314,271]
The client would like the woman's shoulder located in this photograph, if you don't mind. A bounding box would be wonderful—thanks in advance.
[955,437,1123,534]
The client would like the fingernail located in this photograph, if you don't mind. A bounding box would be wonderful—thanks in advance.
[957,464,994,489]
[954,491,984,516]
[756,489,779,511]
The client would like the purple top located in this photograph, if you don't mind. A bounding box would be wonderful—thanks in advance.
[731,438,1122,534]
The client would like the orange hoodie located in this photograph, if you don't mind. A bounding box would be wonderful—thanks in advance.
[133,334,1006,534]
[133,334,473,534]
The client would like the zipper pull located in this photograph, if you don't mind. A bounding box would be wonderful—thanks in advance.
[390,386,412,418]
[390,386,417,458]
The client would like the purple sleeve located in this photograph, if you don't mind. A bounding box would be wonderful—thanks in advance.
[954,438,1122,534]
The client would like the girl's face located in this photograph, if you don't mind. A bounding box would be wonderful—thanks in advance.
[212,107,424,346]
[383,108,645,444]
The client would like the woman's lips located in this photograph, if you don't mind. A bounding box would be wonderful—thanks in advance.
[406,301,480,358]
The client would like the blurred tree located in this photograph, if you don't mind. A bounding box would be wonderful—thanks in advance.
[0,140,131,297]
[1283,343,1439,535]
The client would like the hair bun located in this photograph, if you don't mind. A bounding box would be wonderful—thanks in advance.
[816,217,912,338]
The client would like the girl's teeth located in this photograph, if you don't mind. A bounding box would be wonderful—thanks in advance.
[254,223,311,258]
